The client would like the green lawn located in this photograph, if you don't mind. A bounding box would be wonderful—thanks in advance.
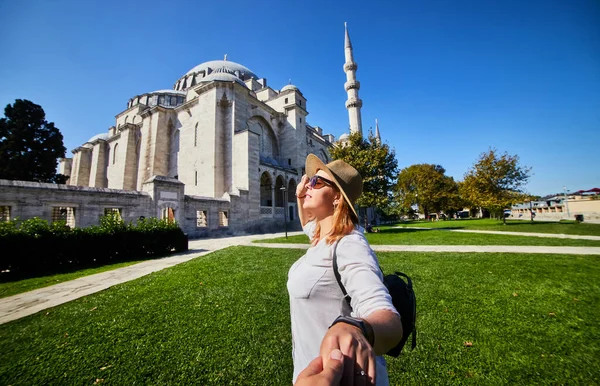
[393,218,600,236]
[0,260,146,299]
[1,247,598,385]
[257,228,600,246]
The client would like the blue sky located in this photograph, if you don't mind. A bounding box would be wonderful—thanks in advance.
[0,0,598,196]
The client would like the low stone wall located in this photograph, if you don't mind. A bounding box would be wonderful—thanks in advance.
[508,212,600,222]
[0,179,153,228]
[1,179,303,238]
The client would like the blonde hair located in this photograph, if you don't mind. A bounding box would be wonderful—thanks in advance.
[311,194,358,246]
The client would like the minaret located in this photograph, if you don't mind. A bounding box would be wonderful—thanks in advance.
[374,118,381,143]
[344,22,363,135]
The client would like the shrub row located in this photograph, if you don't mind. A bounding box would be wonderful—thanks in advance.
[0,214,188,279]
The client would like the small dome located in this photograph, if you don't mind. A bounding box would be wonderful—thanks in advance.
[87,133,109,143]
[281,84,298,92]
[149,89,186,95]
[338,133,350,142]
[201,71,247,86]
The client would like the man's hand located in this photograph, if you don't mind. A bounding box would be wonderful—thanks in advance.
[295,349,345,386]
[320,322,376,386]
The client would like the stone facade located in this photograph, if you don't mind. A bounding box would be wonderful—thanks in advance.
[2,27,374,236]
[31,59,335,237]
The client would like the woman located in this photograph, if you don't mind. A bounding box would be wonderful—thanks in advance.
[288,154,403,386]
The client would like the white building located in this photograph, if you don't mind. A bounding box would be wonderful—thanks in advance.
[0,25,370,237]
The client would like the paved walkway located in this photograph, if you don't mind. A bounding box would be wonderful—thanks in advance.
[396,226,600,240]
[2,229,600,325]
[252,243,600,255]
[0,231,301,325]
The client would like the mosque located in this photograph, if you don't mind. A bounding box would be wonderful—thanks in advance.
[0,25,380,236]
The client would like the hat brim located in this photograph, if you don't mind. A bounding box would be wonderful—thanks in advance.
[305,154,358,218]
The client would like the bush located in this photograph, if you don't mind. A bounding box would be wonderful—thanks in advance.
[0,215,188,280]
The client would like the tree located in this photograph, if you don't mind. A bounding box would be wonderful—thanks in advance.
[460,148,532,223]
[330,132,398,223]
[0,99,67,183]
[395,164,459,218]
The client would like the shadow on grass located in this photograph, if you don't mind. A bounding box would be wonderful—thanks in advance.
[0,249,208,284]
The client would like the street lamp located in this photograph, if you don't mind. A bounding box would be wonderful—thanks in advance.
[563,186,570,219]
[280,186,288,239]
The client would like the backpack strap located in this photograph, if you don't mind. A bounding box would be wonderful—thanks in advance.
[332,239,352,309]
[395,271,417,349]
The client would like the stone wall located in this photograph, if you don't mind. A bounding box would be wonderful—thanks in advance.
[0,179,153,228]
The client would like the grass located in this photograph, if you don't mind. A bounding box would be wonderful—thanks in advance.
[256,228,600,246]
[393,218,600,236]
[0,260,146,299]
[1,246,599,385]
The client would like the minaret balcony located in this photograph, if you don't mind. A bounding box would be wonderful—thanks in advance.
[344,80,360,91]
[343,62,358,72]
[345,98,363,109]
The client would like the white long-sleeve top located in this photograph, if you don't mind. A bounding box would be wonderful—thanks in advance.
[287,220,398,385]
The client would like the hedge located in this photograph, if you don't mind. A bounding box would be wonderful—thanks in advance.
[0,214,188,279]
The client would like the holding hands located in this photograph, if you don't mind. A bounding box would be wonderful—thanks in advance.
[320,322,376,386]
[296,349,345,386]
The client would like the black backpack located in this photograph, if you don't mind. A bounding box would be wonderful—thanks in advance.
[333,242,417,357]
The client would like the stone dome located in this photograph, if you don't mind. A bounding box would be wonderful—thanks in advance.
[281,84,298,92]
[87,133,109,143]
[338,133,350,142]
[183,60,257,80]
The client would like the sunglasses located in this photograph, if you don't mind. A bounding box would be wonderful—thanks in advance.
[308,175,335,190]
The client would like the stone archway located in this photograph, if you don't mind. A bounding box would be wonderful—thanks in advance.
[260,171,273,207]
[247,116,280,159]
[287,178,297,222]
[158,202,179,223]
[287,178,297,202]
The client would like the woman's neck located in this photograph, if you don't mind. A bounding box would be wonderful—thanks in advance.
[318,215,334,239]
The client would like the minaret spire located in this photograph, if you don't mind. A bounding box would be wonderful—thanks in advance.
[343,23,363,135]
[375,118,381,143]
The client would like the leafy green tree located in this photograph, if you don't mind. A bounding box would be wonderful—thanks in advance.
[460,148,531,223]
[0,99,67,183]
[330,132,398,222]
[396,163,459,218]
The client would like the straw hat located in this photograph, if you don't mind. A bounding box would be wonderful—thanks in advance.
[305,154,362,217]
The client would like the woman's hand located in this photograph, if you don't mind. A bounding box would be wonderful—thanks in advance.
[320,322,376,386]
[297,174,309,198]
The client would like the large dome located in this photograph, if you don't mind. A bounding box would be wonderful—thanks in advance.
[183,60,257,80]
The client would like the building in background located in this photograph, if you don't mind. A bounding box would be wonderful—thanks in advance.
[0,25,376,236]
[510,188,600,222]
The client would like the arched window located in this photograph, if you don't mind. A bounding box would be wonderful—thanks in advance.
[287,179,297,202]
[113,143,118,164]
[247,117,279,159]
[124,115,128,124]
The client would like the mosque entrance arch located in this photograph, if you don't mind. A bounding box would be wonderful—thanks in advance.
[247,116,280,161]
